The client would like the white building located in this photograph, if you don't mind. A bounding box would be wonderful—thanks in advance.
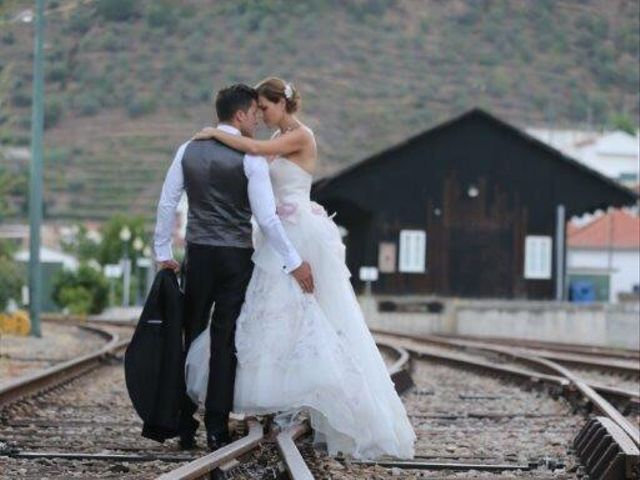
[527,128,639,188]
[567,209,640,303]
[529,128,639,303]
[14,246,79,271]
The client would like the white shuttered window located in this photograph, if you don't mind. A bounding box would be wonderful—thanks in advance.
[524,235,552,279]
[399,230,426,273]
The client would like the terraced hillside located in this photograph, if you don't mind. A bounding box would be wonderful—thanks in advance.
[0,0,638,223]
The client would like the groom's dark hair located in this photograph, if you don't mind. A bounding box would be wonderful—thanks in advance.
[215,84,258,122]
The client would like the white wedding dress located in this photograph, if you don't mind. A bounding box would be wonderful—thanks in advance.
[185,139,416,460]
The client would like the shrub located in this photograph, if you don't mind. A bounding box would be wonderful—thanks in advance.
[11,91,31,108]
[57,285,93,315]
[44,98,63,129]
[98,215,147,265]
[52,264,109,315]
[96,0,138,22]
[67,9,93,35]
[126,95,157,118]
[74,93,101,116]
[2,31,15,45]
[60,224,102,263]
[99,31,126,52]
[0,250,24,310]
[146,1,177,31]
[609,113,637,136]
[46,62,69,83]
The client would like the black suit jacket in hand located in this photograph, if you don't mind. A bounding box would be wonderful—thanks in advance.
[124,269,184,442]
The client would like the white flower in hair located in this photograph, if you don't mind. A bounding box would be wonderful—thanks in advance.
[284,83,294,100]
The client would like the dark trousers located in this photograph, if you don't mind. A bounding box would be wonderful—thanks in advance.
[179,243,254,436]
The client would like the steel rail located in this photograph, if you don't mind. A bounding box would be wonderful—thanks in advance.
[484,346,639,374]
[435,332,640,361]
[274,341,415,479]
[373,330,639,402]
[9,451,197,462]
[352,459,533,471]
[385,331,639,374]
[377,340,414,394]
[156,418,264,480]
[276,422,314,480]
[158,340,415,479]
[375,331,640,447]
[516,353,640,447]
[574,416,639,479]
[0,329,127,408]
[373,334,570,387]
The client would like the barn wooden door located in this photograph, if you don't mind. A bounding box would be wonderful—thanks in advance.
[442,172,525,298]
[449,226,513,297]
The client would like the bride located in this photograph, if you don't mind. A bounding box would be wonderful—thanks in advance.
[185,77,416,460]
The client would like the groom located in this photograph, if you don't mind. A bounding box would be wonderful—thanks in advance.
[153,84,314,450]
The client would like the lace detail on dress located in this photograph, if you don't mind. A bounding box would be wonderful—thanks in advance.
[235,269,364,378]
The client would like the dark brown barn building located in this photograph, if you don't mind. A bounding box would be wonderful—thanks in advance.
[312,109,638,299]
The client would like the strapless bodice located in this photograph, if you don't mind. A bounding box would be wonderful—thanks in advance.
[269,157,313,206]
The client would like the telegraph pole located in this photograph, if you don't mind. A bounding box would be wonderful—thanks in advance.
[28,0,45,337]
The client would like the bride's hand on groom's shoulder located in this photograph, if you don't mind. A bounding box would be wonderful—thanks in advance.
[192,127,217,140]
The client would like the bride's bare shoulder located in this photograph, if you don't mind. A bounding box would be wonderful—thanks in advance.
[298,123,314,137]
[297,124,316,147]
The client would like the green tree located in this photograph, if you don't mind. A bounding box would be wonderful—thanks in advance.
[126,94,157,118]
[60,224,102,263]
[44,97,63,129]
[67,8,93,35]
[0,165,26,221]
[0,240,24,310]
[96,0,138,22]
[609,113,638,136]
[146,1,177,31]
[0,62,15,143]
[52,264,109,315]
[98,214,148,266]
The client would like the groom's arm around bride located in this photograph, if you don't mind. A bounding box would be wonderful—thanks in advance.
[152,90,314,293]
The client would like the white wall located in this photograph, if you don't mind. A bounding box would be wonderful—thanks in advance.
[526,129,639,186]
[361,296,640,350]
[568,248,640,302]
[580,152,638,183]
[611,250,640,301]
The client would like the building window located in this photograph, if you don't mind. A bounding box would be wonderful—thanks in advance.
[524,235,552,279]
[399,230,426,273]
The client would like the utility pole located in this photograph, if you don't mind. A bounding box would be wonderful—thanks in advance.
[28,0,45,337]
[555,204,566,302]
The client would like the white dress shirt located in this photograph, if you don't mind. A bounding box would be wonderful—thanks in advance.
[153,124,302,273]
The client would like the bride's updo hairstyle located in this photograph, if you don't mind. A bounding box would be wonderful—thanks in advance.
[255,77,301,114]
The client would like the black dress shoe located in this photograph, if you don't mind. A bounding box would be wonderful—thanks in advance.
[178,433,197,450]
[206,430,231,451]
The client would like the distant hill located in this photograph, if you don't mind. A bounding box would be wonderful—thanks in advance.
[1,0,638,223]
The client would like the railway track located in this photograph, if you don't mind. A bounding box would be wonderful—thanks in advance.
[2,320,638,479]
[153,330,640,479]
[155,341,416,480]
[373,330,640,480]
[374,330,639,405]
[0,321,416,479]
[436,333,640,362]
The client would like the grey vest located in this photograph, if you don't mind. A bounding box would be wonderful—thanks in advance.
[181,140,253,248]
